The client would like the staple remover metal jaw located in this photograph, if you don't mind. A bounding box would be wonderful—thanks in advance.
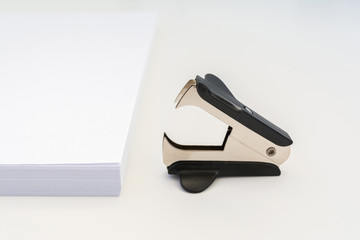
[163,74,293,193]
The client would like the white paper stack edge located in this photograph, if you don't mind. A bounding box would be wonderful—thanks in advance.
[0,164,120,196]
[0,13,156,196]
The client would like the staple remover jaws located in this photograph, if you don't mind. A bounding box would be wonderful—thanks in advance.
[163,74,293,193]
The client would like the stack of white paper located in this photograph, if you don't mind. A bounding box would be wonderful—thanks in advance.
[0,13,156,196]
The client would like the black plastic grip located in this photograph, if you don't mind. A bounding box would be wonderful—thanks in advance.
[195,74,293,146]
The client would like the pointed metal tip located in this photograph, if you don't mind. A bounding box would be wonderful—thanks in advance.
[174,79,196,107]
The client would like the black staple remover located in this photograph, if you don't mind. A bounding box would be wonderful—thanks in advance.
[162,74,293,193]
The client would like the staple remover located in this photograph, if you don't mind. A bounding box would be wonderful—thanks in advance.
[163,74,293,193]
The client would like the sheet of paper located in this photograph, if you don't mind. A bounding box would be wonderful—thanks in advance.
[0,13,156,164]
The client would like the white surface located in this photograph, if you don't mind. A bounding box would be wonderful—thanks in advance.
[0,1,360,239]
[0,13,156,164]
[165,106,228,145]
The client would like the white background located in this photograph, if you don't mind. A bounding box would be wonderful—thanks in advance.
[0,1,359,239]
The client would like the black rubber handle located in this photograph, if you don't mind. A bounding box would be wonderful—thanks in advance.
[195,74,293,146]
[169,161,281,193]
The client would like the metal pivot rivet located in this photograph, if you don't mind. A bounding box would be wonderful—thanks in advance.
[266,147,276,157]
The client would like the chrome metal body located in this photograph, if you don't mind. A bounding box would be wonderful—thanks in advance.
[163,79,291,167]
